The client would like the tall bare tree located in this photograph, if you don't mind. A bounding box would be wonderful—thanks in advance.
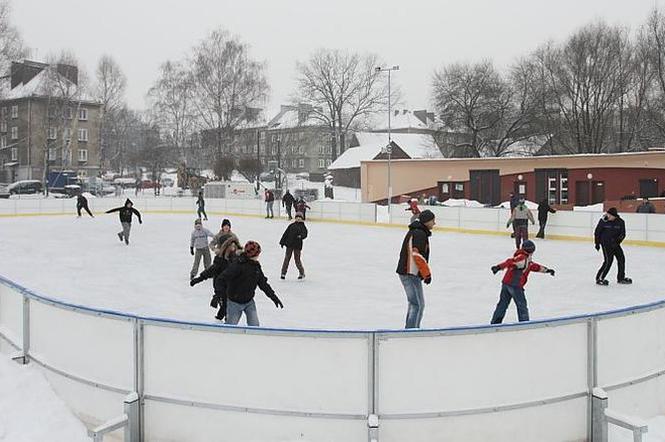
[94,55,126,170]
[294,49,392,160]
[0,0,26,86]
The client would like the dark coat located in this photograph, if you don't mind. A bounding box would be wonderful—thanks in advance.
[594,216,626,247]
[396,220,432,278]
[220,254,280,305]
[200,254,236,295]
[282,192,295,208]
[636,202,655,214]
[279,222,308,250]
[537,201,556,222]
[76,194,88,207]
[106,199,142,223]
[265,190,275,202]
[295,199,310,213]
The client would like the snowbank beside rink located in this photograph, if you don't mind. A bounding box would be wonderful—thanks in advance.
[2,274,665,441]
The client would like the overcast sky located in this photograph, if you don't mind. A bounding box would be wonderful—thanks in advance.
[12,0,661,114]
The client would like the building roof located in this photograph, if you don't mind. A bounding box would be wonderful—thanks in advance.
[329,132,443,170]
[1,66,96,103]
[267,104,323,129]
[369,109,436,132]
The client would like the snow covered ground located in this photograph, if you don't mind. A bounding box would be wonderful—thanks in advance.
[0,213,662,330]
[0,353,88,442]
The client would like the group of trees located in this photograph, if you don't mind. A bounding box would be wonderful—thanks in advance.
[433,11,665,157]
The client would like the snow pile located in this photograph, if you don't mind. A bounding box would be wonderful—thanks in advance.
[574,203,605,212]
[496,200,538,210]
[81,192,96,199]
[0,353,89,441]
[441,198,485,208]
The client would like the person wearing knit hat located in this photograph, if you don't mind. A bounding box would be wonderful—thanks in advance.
[209,219,238,251]
[594,207,632,286]
[396,209,436,328]
[189,218,215,279]
[219,240,283,326]
[279,212,308,279]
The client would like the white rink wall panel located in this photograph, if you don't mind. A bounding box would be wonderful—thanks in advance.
[29,301,134,389]
[605,376,665,418]
[646,214,665,242]
[377,323,588,413]
[142,324,370,415]
[596,307,665,387]
[621,213,649,241]
[380,397,588,442]
[0,283,23,348]
[144,400,367,442]
[547,210,595,238]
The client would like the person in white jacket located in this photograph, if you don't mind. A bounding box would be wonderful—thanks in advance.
[190,219,214,279]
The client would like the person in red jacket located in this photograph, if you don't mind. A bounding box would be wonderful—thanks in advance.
[406,198,421,222]
[489,240,555,324]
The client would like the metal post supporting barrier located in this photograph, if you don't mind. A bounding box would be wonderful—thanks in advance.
[592,388,608,442]
[21,295,30,364]
[124,392,140,442]
[368,414,379,442]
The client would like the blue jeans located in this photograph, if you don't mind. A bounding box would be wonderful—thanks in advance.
[490,284,529,324]
[266,202,274,217]
[225,299,260,326]
[399,274,425,329]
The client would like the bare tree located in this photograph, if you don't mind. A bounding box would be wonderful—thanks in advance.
[94,55,126,170]
[0,0,26,87]
[294,49,392,160]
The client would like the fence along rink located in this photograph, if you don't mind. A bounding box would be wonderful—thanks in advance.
[2,272,665,441]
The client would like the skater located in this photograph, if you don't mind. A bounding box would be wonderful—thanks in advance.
[282,189,295,220]
[264,189,275,218]
[594,207,632,286]
[635,198,656,214]
[509,192,519,238]
[190,219,215,279]
[507,198,535,249]
[218,240,284,326]
[396,209,435,329]
[295,197,311,220]
[406,198,421,222]
[105,199,142,245]
[210,218,239,251]
[196,191,208,220]
[489,240,555,324]
[76,193,94,218]
[190,235,242,321]
[536,199,556,239]
[279,212,308,279]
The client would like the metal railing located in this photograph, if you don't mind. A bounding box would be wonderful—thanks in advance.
[592,388,649,442]
[88,393,140,442]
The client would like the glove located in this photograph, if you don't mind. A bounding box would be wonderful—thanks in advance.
[190,247,194,256]
[423,276,432,285]
[595,244,600,251]
[210,294,220,308]
[546,269,555,276]
[506,220,512,228]
[273,296,284,309]
[491,265,501,274]
[190,276,203,287]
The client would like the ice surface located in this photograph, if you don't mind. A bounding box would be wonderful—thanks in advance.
[0,213,661,330]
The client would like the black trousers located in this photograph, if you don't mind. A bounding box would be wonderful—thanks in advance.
[536,219,547,238]
[77,204,93,217]
[596,244,626,282]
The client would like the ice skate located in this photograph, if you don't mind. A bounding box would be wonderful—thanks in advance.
[298,274,305,280]
[596,279,609,286]
[618,278,633,284]
[280,274,285,280]
[117,232,124,242]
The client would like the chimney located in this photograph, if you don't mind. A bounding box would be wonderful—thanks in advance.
[394,110,399,116]
[10,60,46,89]
[403,109,408,115]
[413,110,427,125]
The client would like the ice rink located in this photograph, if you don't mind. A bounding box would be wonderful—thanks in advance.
[0,212,662,330]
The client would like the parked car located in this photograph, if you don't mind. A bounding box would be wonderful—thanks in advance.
[260,172,276,182]
[161,177,174,187]
[8,180,43,195]
[0,183,10,199]
[140,179,162,189]
[295,172,310,181]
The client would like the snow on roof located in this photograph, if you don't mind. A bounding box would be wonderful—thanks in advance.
[267,105,322,129]
[2,68,95,103]
[329,132,442,170]
[369,109,434,131]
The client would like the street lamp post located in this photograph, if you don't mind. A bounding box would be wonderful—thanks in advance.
[375,65,399,223]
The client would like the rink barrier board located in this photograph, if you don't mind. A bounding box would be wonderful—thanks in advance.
[2,274,665,441]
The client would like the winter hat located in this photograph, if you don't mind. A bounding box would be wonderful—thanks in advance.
[221,219,231,229]
[125,198,133,207]
[607,207,619,217]
[194,219,202,225]
[295,212,304,219]
[419,210,435,224]
[521,240,536,254]
[244,241,262,258]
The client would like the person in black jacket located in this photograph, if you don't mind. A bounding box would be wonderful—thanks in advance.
[196,191,208,220]
[282,189,295,220]
[190,236,242,321]
[219,241,283,326]
[105,199,142,245]
[536,199,556,239]
[280,212,308,279]
[76,193,94,218]
[594,207,632,286]
[396,210,435,329]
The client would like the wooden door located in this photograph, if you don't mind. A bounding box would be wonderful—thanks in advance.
[639,179,658,198]
[591,181,605,204]
[575,181,590,206]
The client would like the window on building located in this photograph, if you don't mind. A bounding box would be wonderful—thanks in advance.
[271,135,276,143]
[78,149,88,162]
[48,127,57,140]
[299,146,304,154]
[0,136,5,148]
[11,147,17,161]
[10,105,18,119]
[78,108,88,121]
[454,183,464,192]
[63,128,72,140]
[299,159,304,168]
[47,107,56,119]
[326,159,331,166]
[64,107,73,119]
[1,107,6,119]
[292,159,297,168]
[0,121,6,133]
[78,128,88,142]
[11,126,17,140]
[78,169,87,178]
[48,148,56,161]
[318,159,325,168]
[271,147,276,155]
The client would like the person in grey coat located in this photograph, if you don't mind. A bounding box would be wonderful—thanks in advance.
[190,219,215,279]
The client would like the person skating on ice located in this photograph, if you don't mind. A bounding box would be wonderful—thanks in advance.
[105,199,142,245]
[536,199,556,239]
[282,189,295,220]
[279,212,308,280]
[218,241,284,326]
[264,188,275,218]
[76,193,94,218]
[295,197,311,220]
[209,219,239,251]
[489,240,555,324]
[190,236,242,321]
[396,209,435,329]
[506,197,535,249]
[594,207,632,286]
[406,198,421,223]
[189,219,215,279]
[196,190,208,220]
